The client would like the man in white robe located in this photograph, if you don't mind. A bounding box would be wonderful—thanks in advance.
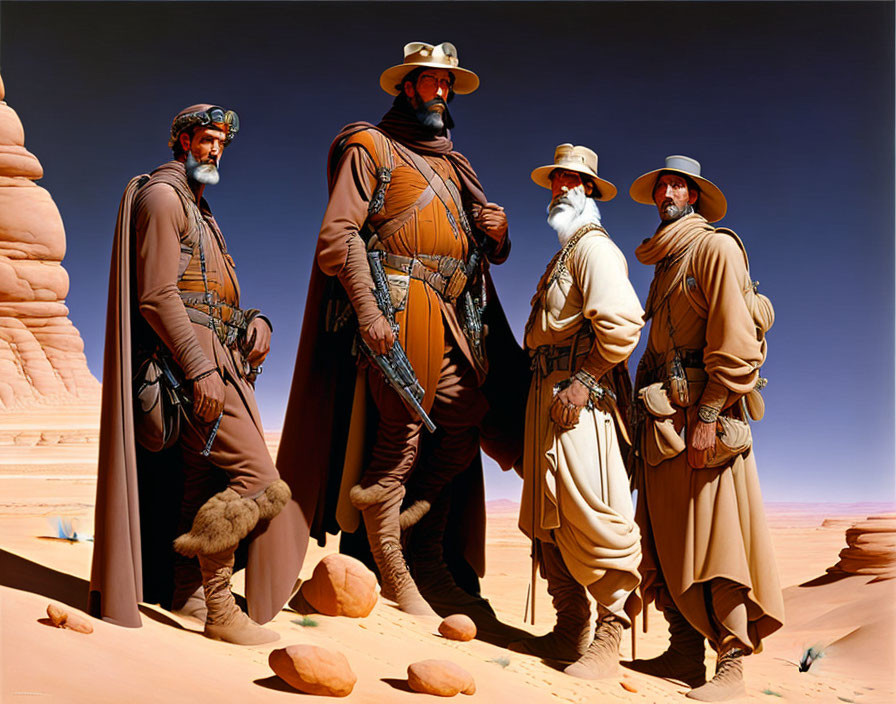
[509,144,644,679]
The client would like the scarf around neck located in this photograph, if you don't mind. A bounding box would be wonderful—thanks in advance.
[328,104,488,206]
[635,212,715,266]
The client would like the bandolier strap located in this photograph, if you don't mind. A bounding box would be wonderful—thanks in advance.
[380,252,468,301]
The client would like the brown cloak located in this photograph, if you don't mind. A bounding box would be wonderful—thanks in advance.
[89,165,306,627]
[276,113,528,582]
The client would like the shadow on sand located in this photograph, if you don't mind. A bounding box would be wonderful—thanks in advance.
[0,548,88,610]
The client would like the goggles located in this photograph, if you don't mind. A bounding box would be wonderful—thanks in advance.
[169,106,240,148]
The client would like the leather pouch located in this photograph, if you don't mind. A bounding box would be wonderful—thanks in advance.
[644,417,687,466]
[133,350,188,452]
[386,273,410,312]
[704,415,752,468]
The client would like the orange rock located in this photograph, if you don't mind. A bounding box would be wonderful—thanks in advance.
[299,554,378,618]
[831,515,896,579]
[46,604,93,634]
[621,680,638,692]
[407,659,476,696]
[0,71,99,412]
[438,614,476,641]
[269,644,356,697]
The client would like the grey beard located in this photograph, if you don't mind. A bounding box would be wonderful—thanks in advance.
[185,152,220,186]
[660,203,694,222]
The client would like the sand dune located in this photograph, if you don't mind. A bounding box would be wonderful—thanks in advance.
[1,467,894,703]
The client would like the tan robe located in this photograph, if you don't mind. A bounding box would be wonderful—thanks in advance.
[520,226,644,614]
[634,213,784,651]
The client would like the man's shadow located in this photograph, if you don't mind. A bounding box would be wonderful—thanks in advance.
[0,548,88,610]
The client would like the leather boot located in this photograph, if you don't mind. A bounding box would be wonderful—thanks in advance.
[508,543,591,662]
[686,647,746,701]
[199,548,279,645]
[170,558,206,622]
[626,607,707,688]
[351,483,438,619]
[407,491,495,618]
[564,615,625,679]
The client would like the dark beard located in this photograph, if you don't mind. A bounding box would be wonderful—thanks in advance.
[660,202,694,222]
[395,93,455,133]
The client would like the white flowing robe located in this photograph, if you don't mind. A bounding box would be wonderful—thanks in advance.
[519,228,645,612]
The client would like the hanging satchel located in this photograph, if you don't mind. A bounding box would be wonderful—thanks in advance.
[133,347,189,452]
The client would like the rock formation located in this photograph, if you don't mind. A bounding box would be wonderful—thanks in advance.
[0,71,100,411]
[296,554,378,618]
[407,660,476,697]
[828,515,896,580]
[438,614,477,641]
[269,645,357,697]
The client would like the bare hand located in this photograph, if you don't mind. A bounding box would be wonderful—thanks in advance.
[471,202,508,243]
[361,316,395,356]
[244,318,272,366]
[193,372,225,423]
[550,379,589,430]
[688,418,717,469]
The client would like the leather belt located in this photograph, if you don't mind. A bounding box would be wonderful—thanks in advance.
[530,330,594,377]
[381,252,468,301]
[179,292,251,347]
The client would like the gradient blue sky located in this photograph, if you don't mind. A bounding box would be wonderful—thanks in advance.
[2,1,893,503]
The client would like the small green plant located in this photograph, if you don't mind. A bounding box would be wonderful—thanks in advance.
[291,616,319,627]
[488,657,510,668]
[761,689,783,697]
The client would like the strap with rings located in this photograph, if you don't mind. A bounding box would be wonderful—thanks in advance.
[529,328,594,378]
[179,291,253,347]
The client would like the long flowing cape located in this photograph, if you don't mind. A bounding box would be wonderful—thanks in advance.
[276,116,528,579]
[89,168,305,627]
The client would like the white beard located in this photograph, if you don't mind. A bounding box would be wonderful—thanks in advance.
[547,185,602,246]
[185,152,220,186]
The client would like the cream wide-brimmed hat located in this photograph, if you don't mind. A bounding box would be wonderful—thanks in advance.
[379,42,480,96]
[530,143,617,201]
[629,155,727,223]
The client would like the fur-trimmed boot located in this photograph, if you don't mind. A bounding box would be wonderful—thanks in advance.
[406,491,495,618]
[564,615,625,679]
[686,648,746,701]
[508,543,591,662]
[174,480,290,644]
[625,607,707,688]
[199,548,278,645]
[350,483,438,618]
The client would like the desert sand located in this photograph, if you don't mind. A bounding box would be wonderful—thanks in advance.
[1,436,894,703]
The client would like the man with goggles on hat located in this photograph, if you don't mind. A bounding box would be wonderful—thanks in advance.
[91,104,304,646]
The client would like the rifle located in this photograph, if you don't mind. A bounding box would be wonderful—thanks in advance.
[361,250,436,433]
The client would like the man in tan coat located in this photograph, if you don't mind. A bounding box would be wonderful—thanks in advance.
[626,156,783,700]
[90,105,303,645]
[509,145,643,678]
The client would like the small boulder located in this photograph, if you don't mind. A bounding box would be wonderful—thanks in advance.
[438,614,476,642]
[300,554,378,618]
[46,604,93,634]
[407,659,476,697]
[270,645,356,697]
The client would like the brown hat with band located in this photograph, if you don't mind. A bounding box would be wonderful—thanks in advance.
[379,42,480,96]
[531,143,617,201]
[629,155,727,222]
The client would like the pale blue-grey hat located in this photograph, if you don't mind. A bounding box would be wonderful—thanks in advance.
[629,155,727,222]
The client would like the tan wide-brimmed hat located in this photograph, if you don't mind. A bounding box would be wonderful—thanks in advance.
[379,42,480,96]
[530,143,617,201]
[629,155,727,222]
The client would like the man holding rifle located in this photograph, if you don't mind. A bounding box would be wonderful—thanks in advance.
[279,42,525,620]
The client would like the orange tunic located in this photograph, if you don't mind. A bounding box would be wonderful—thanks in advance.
[317,128,483,410]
